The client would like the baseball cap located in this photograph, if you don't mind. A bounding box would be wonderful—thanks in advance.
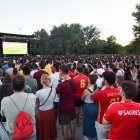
[97,68,105,76]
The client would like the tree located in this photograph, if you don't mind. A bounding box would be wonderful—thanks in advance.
[68,24,85,54]
[50,24,71,55]
[83,25,100,54]
[130,3,140,53]
[132,4,140,39]
[33,29,50,55]
[103,35,122,54]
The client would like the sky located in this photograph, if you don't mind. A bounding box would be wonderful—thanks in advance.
[0,0,139,46]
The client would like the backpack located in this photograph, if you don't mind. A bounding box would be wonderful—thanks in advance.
[9,95,34,140]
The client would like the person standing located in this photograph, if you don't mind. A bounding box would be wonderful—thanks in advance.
[50,62,61,119]
[81,74,98,140]
[33,61,48,90]
[103,81,140,140]
[86,71,122,139]
[73,65,88,126]
[36,74,57,140]
[22,65,37,94]
[1,75,36,140]
[56,64,76,140]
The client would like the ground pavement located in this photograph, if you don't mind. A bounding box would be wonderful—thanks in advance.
[57,116,83,140]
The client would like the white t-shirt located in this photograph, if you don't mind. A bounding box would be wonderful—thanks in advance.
[116,69,124,77]
[30,70,38,78]
[96,77,104,88]
[1,92,36,134]
[36,87,56,111]
[50,72,60,102]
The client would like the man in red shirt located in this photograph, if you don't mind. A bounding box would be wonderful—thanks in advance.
[88,71,121,139]
[103,81,140,140]
[73,65,88,126]
[33,61,48,90]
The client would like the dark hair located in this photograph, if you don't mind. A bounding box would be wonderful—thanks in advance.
[12,75,25,91]
[103,71,116,85]
[33,63,38,69]
[22,65,30,75]
[89,74,98,85]
[112,67,118,74]
[2,74,12,86]
[39,62,45,69]
[77,65,84,73]
[13,68,18,75]
[59,64,69,74]
[121,81,137,99]
[54,62,61,72]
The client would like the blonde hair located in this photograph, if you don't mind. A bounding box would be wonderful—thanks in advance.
[41,74,51,86]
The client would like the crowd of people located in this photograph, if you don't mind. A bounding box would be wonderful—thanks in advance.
[0,54,140,140]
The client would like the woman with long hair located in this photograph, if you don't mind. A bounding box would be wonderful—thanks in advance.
[81,74,98,140]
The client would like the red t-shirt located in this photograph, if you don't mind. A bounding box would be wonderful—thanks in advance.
[104,101,140,140]
[91,87,121,124]
[69,71,75,79]
[73,74,88,99]
[56,79,76,114]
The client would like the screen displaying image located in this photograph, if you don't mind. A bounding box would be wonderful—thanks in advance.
[3,42,28,54]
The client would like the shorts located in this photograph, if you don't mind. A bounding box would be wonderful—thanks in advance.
[59,110,76,125]
[74,99,83,107]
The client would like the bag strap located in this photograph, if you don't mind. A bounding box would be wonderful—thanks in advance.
[9,94,29,112]
[66,80,75,92]
[39,87,52,107]
[86,88,93,93]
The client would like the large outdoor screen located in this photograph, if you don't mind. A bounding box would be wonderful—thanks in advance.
[3,42,28,54]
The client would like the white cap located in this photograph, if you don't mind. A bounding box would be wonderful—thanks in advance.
[97,68,105,75]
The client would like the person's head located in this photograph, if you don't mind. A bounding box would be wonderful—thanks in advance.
[33,63,38,70]
[54,62,61,72]
[112,67,118,74]
[22,65,30,76]
[120,81,137,100]
[76,65,84,74]
[2,74,12,86]
[39,61,45,69]
[103,71,116,86]
[41,74,51,86]
[97,68,105,77]
[89,74,98,85]
[12,75,25,92]
[59,64,69,76]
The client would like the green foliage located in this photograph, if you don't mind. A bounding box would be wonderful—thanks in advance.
[103,36,122,54]
[33,29,50,55]
[125,3,140,54]
[32,24,124,55]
